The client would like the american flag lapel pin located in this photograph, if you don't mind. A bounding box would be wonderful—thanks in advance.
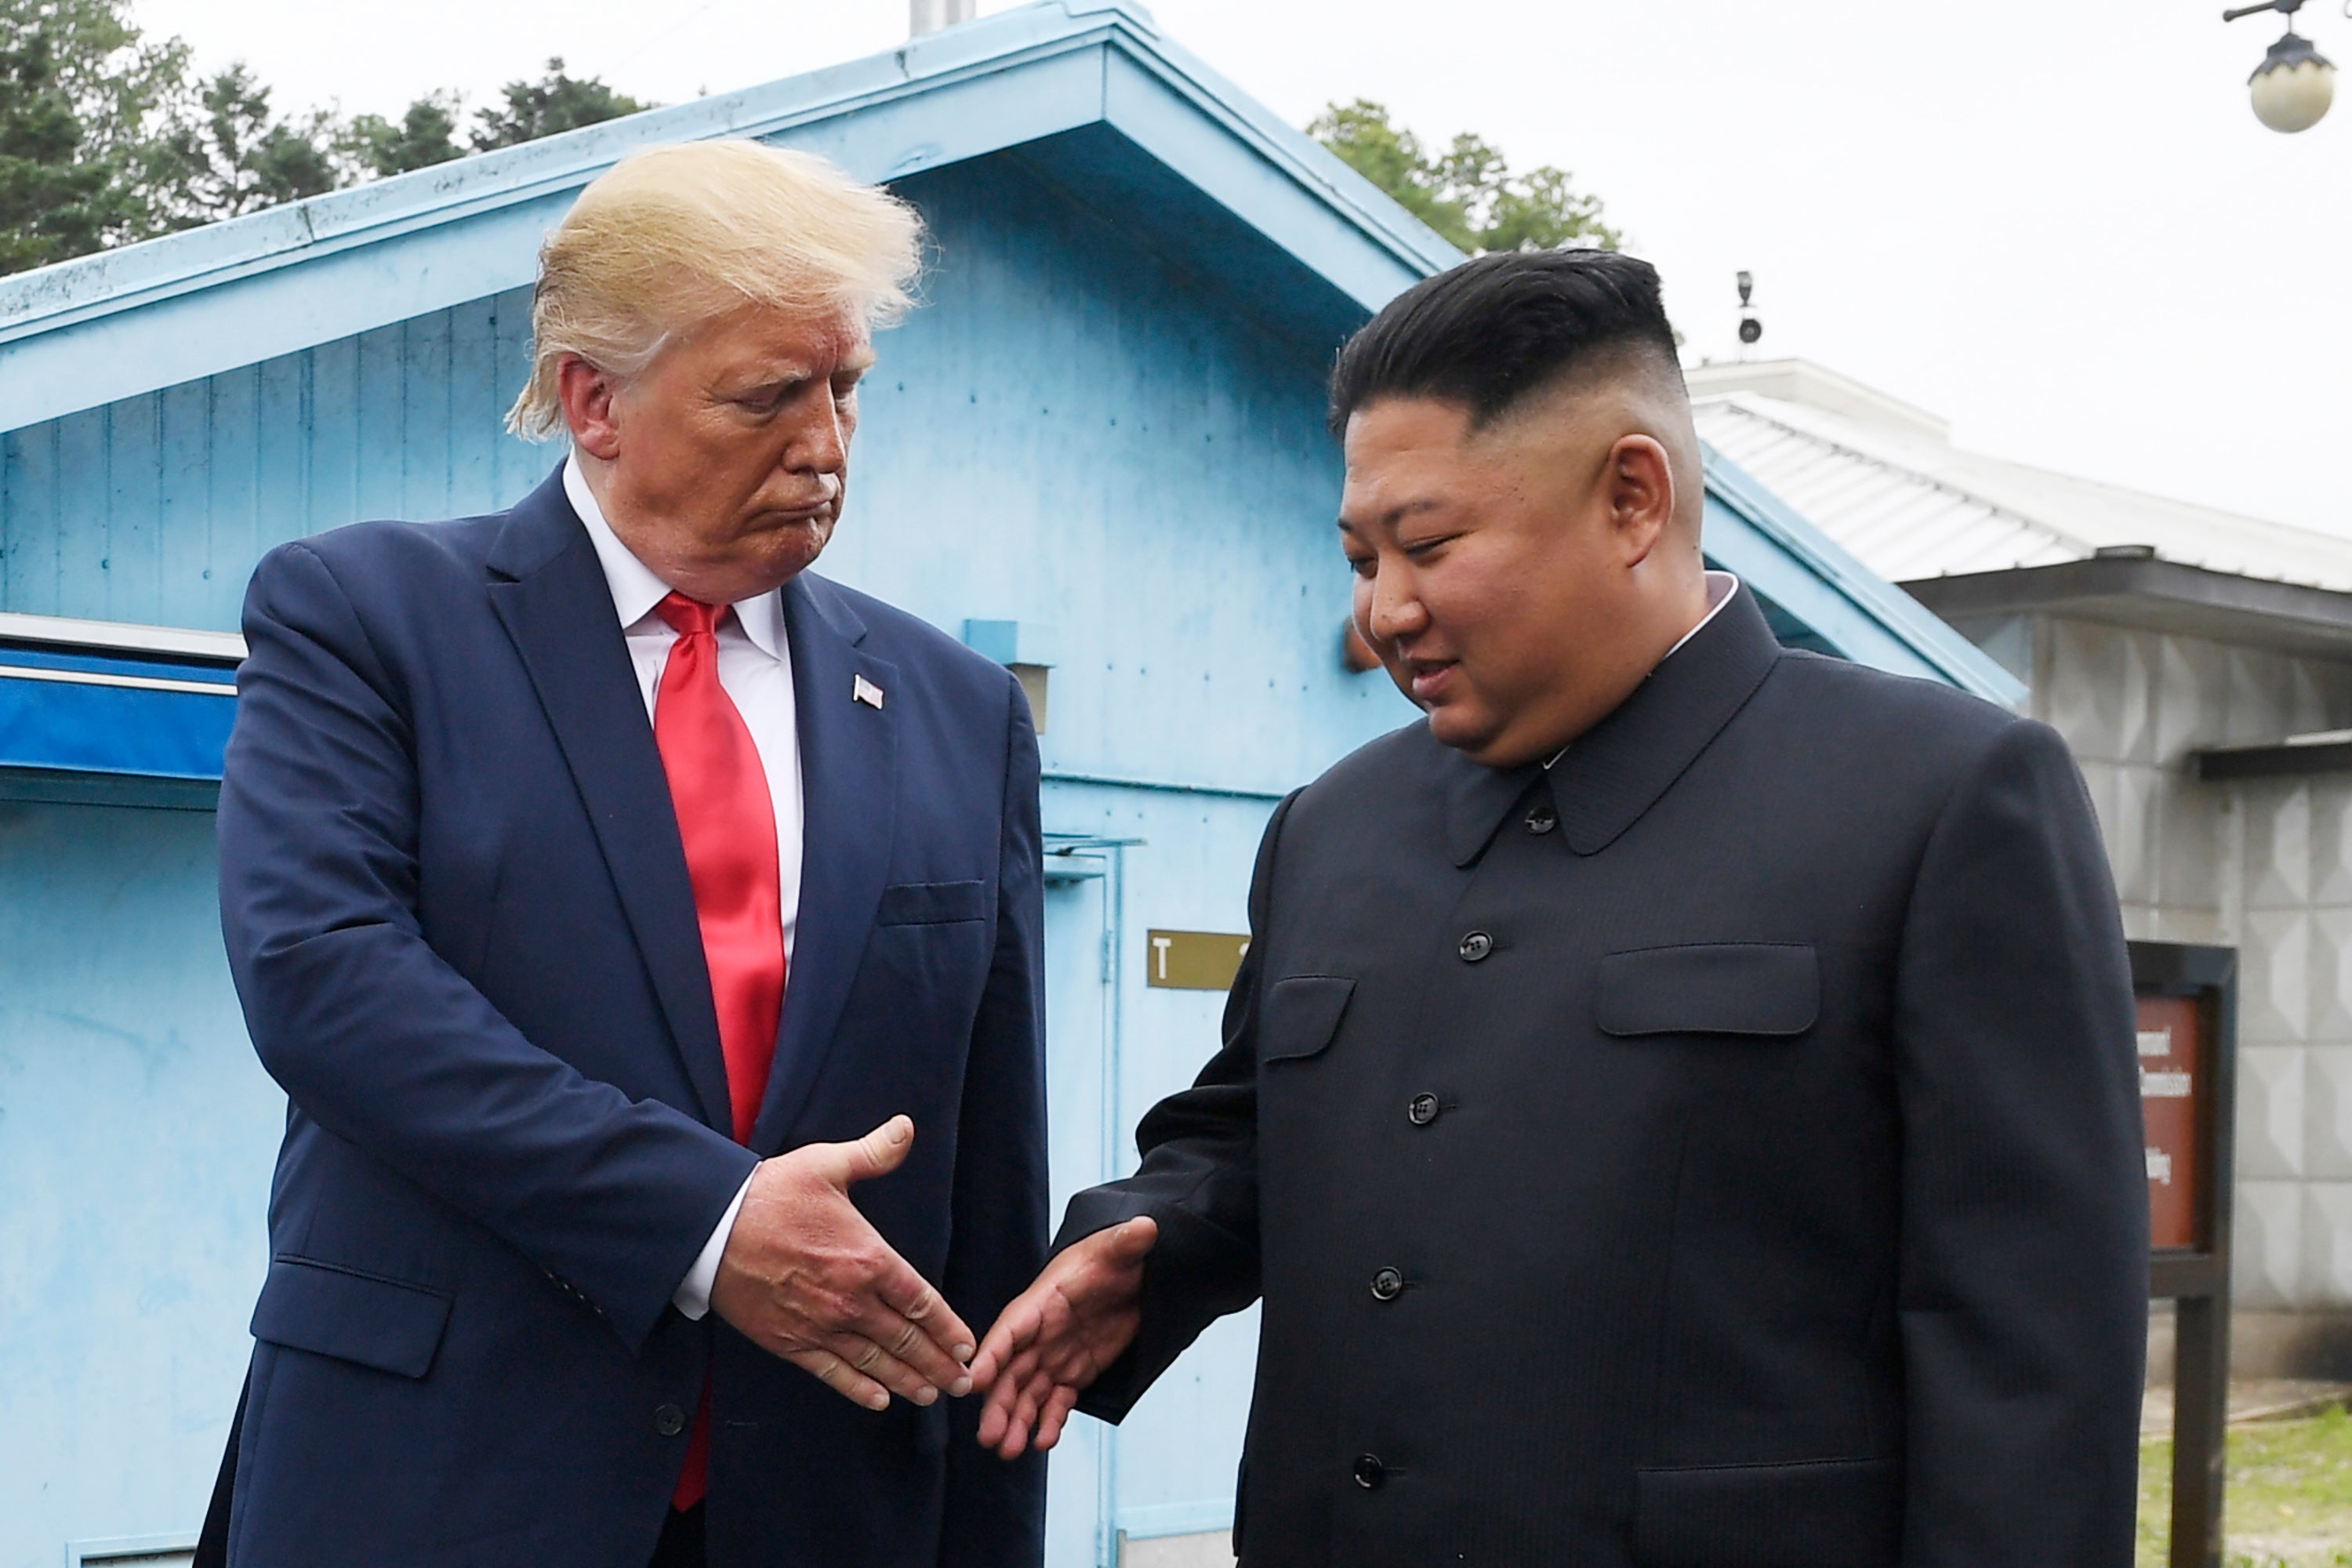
[853,674,885,710]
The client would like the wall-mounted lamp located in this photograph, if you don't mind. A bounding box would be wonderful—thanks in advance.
[2224,0,2338,132]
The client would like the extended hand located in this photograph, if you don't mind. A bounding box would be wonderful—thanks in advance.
[710,1115,977,1411]
[970,1217,1159,1459]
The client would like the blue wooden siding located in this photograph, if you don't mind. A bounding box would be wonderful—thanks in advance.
[0,800,280,1562]
[2,291,543,633]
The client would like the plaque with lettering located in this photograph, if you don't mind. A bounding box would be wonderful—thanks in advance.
[1145,929,1250,991]
[2139,993,2205,1252]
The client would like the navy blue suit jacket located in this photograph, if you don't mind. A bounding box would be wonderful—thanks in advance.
[213,470,1048,1567]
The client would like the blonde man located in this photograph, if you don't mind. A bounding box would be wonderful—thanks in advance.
[201,141,1047,1568]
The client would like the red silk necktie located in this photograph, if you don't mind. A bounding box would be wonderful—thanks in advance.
[651,592,787,1511]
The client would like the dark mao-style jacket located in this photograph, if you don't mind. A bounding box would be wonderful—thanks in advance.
[1060,586,2147,1568]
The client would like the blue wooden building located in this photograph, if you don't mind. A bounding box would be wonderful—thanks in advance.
[0,4,2018,1564]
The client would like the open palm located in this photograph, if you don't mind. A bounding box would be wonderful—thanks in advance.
[970,1218,1159,1459]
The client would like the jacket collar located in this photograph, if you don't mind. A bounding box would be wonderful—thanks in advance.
[1441,583,1782,866]
[485,467,736,1131]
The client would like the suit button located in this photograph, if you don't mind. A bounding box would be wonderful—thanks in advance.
[1407,1093,1440,1127]
[1352,1453,1386,1490]
[655,1403,687,1438]
[1458,931,1494,963]
[1525,804,1559,835]
[1370,1268,1404,1301]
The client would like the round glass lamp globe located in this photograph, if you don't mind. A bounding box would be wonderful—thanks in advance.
[2251,54,2335,132]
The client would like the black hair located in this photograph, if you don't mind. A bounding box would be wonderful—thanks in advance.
[1327,249,1682,437]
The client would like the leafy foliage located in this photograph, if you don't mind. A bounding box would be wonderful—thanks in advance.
[1308,98,1621,256]
[343,92,463,179]
[0,5,655,276]
[0,0,191,267]
[471,58,645,151]
[158,62,338,223]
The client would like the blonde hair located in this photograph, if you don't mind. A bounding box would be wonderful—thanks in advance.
[505,140,924,441]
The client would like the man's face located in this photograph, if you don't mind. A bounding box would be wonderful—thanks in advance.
[573,300,875,604]
[1337,391,1684,768]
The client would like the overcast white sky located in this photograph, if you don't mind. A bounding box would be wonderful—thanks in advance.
[140,0,2350,537]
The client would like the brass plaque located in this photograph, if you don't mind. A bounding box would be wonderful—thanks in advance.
[1145,929,1250,991]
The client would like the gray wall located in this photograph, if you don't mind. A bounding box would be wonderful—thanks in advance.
[1958,610,2352,1335]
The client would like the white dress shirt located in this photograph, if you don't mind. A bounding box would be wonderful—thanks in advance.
[564,453,797,1321]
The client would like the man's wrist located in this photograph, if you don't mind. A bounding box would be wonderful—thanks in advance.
[673,1171,755,1320]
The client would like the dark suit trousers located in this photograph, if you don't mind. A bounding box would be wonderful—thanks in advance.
[652,1505,705,1568]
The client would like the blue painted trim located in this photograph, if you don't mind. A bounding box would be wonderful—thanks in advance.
[0,0,1454,434]
[64,1530,199,1566]
[0,650,238,779]
[1701,447,2027,706]
[1117,1498,1235,1540]
[1044,768,1289,801]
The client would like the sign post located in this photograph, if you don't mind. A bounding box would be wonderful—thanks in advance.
[2133,940,2237,1568]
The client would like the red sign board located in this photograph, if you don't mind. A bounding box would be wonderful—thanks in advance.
[2140,993,2204,1252]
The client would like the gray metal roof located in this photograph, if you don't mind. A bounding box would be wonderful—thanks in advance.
[1690,368,2352,596]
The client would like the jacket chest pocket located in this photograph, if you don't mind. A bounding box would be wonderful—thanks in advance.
[1259,975,1356,1064]
[1594,943,1819,1040]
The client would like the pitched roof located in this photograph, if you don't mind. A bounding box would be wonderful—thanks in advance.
[0,10,2021,705]
[0,0,1458,436]
[1690,361,2352,595]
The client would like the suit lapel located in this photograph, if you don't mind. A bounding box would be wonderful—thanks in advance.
[484,470,733,1132]
[752,572,899,1152]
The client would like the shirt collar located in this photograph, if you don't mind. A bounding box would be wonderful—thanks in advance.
[1544,570,1741,770]
[563,450,789,660]
[1452,579,1782,865]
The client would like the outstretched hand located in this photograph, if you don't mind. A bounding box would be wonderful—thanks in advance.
[971,1217,1159,1459]
[710,1115,978,1412]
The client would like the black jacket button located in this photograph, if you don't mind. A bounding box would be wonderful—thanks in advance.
[1525,804,1559,835]
[1407,1093,1440,1127]
[1352,1453,1386,1490]
[655,1403,687,1437]
[1458,931,1494,963]
[1371,1268,1404,1301]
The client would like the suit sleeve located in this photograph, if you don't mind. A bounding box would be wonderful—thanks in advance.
[1051,793,1298,1424]
[1891,718,2146,1566]
[938,680,1051,1567]
[217,542,757,1352]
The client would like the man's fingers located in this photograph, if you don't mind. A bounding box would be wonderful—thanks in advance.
[855,1301,974,1397]
[824,1113,916,1187]
[1034,1383,1083,1452]
[785,1346,891,1412]
[821,1331,944,1406]
[871,1259,978,1367]
[1098,1215,1158,1265]
[970,1295,1044,1389]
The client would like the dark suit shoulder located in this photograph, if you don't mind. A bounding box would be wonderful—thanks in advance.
[262,512,508,595]
[1304,720,1444,795]
[802,574,1008,688]
[1765,648,2034,765]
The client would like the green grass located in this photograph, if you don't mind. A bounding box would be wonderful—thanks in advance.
[2140,1406,2352,1568]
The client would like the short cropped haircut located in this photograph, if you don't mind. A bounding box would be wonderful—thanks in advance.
[506,140,924,441]
[1327,249,1681,437]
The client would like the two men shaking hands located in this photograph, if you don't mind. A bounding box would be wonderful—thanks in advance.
[201,141,2147,1568]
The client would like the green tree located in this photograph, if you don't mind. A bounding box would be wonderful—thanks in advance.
[472,57,646,151]
[0,20,114,269]
[0,11,657,278]
[0,0,190,270]
[1308,98,1621,256]
[343,91,462,176]
[157,61,337,223]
